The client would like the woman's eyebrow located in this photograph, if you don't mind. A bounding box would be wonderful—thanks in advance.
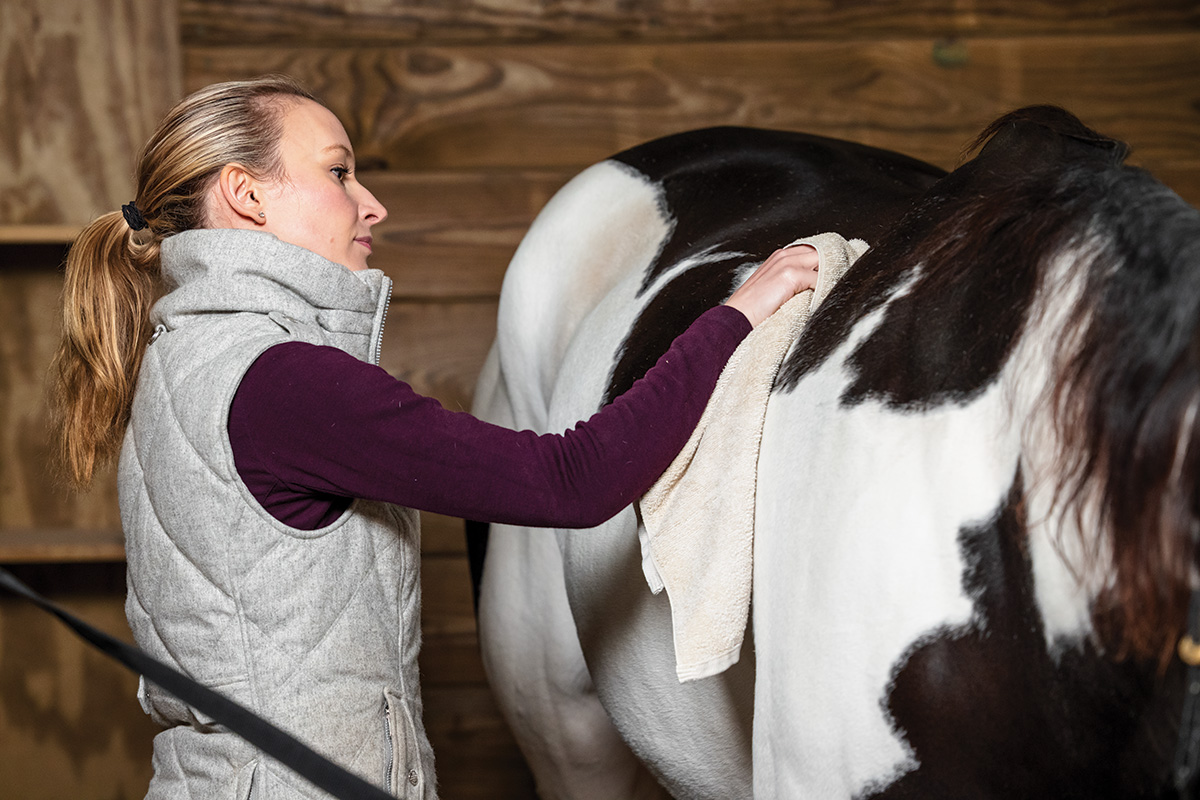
[323,143,354,162]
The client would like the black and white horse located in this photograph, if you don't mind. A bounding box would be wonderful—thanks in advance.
[471,107,1200,799]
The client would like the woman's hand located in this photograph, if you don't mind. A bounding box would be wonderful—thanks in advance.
[724,244,819,328]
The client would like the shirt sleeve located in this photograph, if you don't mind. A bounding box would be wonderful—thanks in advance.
[229,304,751,529]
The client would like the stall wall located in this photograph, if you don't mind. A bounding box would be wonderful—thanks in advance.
[2,1,1198,797]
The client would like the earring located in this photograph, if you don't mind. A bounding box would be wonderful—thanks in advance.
[258,212,265,219]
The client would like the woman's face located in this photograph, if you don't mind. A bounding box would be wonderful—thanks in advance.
[259,99,387,271]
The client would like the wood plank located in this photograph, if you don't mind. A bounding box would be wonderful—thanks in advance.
[423,556,537,795]
[1140,161,1200,209]
[422,511,468,556]
[0,528,124,564]
[0,515,471,564]
[0,565,157,799]
[422,685,538,800]
[0,225,80,245]
[422,554,477,642]
[378,299,498,414]
[185,34,1200,173]
[0,267,122,535]
[369,170,570,298]
[0,563,531,799]
[420,629,489,687]
[420,553,487,687]
[0,0,182,226]
[180,0,1200,46]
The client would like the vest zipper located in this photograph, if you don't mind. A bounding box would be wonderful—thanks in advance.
[372,275,392,366]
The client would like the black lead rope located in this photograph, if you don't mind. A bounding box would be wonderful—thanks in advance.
[12,558,1200,798]
[0,567,393,800]
[1174,588,1200,797]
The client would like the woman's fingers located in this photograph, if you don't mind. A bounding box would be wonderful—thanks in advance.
[724,244,819,327]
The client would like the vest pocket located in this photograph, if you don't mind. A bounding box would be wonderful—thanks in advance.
[236,758,259,799]
[383,687,425,798]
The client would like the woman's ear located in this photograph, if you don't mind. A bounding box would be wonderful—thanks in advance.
[214,163,268,226]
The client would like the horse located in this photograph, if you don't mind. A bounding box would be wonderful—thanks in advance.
[468,107,1200,799]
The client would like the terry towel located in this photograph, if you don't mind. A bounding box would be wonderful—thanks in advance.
[637,232,869,682]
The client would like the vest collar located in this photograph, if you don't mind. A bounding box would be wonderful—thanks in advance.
[154,229,392,364]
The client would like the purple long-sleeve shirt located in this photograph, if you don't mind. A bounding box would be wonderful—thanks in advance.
[228,304,751,530]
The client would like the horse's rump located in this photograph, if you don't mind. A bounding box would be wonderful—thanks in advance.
[474,108,1200,799]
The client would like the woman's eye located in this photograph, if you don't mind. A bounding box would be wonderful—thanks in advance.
[332,166,349,182]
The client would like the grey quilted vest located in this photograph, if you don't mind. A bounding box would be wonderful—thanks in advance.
[119,229,436,799]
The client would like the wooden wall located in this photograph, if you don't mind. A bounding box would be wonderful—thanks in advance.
[0,0,182,229]
[1,1,1198,798]
[1,1,181,797]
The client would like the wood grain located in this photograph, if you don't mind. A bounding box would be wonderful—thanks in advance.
[184,34,1200,175]
[420,552,486,686]
[1145,163,1200,208]
[0,528,124,563]
[0,225,80,244]
[0,262,122,538]
[422,554,477,643]
[369,170,571,298]
[423,686,537,799]
[0,0,182,227]
[181,0,1200,46]
[0,563,528,799]
[379,299,499,414]
[0,564,157,799]
[422,511,469,556]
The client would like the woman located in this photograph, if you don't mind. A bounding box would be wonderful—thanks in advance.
[50,76,818,799]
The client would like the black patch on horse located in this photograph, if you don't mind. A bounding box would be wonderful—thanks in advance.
[870,472,1184,799]
[614,126,945,295]
[603,127,943,405]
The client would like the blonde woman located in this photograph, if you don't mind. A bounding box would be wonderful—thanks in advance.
[51,75,818,799]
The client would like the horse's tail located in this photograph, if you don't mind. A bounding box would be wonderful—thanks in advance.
[965,106,1200,666]
[1050,156,1200,667]
[866,104,1200,665]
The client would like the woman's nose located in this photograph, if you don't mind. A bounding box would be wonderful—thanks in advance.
[359,186,388,225]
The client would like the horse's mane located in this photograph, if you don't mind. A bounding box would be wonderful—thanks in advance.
[880,106,1200,664]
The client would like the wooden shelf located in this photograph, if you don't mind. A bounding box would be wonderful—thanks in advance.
[0,514,466,564]
[0,225,80,245]
[0,528,125,564]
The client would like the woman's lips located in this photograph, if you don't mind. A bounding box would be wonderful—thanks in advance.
[356,236,373,253]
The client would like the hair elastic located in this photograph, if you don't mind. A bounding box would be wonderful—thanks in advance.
[121,201,148,232]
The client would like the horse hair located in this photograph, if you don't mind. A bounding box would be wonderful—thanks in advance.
[860,105,1200,664]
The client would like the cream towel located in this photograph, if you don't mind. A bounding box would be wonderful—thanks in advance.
[637,232,869,682]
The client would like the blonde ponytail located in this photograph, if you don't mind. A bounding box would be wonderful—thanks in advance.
[49,74,315,487]
[51,213,160,486]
